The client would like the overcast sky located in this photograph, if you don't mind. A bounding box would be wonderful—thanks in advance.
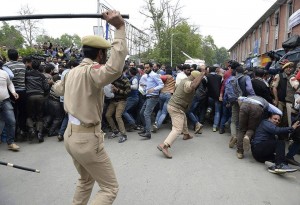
[0,0,277,49]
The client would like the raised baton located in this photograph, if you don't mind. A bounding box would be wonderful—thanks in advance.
[0,14,129,21]
[0,161,40,173]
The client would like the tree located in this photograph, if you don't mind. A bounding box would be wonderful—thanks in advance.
[141,0,187,43]
[0,22,24,48]
[215,47,230,66]
[201,35,217,66]
[59,34,81,48]
[17,4,40,47]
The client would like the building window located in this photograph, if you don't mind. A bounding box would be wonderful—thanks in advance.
[258,25,262,49]
[286,1,293,39]
[274,12,279,26]
[274,11,279,50]
[265,19,270,52]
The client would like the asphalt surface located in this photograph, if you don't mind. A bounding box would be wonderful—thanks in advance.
[0,125,299,205]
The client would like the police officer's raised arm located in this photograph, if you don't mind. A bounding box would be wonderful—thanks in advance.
[89,10,128,88]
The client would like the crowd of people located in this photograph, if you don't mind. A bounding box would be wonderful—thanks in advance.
[1,36,300,176]
[1,10,300,204]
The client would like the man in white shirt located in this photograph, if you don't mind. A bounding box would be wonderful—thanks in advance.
[175,64,191,87]
[0,68,20,151]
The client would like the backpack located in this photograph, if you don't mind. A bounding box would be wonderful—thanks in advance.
[224,75,244,104]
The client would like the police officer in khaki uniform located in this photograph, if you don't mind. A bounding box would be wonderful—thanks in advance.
[157,71,205,159]
[53,10,128,205]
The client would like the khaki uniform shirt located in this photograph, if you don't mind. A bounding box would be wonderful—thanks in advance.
[53,28,128,127]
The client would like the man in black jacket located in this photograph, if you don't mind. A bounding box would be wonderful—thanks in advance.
[251,68,273,103]
[25,59,50,142]
[251,113,300,174]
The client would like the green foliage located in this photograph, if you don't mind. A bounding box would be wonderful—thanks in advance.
[59,34,81,48]
[215,47,230,66]
[0,22,25,48]
[18,47,43,57]
[140,0,229,67]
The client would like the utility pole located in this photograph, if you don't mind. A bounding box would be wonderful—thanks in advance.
[97,0,102,36]
[171,33,174,67]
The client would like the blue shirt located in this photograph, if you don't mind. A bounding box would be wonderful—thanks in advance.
[2,66,14,79]
[145,71,164,97]
[60,68,70,102]
[238,96,282,115]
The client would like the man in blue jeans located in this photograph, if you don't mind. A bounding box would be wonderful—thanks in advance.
[123,67,139,131]
[138,62,164,139]
[0,68,20,151]
[251,113,299,174]
[153,67,175,132]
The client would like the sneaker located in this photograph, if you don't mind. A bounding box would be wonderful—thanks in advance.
[194,122,203,134]
[229,137,237,148]
[243,135,250,152]
[275,163,297,173]
[268,165,286,174]
[212,127,217,132]
[236,151,244,159]
[152,124,158,133]
[118,135,127,143]
[109,131,120,139]
[265,161,275,167]
[8,143,20,151]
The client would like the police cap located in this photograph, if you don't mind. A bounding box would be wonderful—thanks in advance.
[81,35,111,49]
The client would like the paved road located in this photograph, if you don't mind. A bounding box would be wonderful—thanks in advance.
[0,125,299,205]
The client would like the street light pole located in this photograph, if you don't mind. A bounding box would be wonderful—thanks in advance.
[171,33,174,68]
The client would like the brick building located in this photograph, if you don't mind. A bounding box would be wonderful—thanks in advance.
[229,0,300,67]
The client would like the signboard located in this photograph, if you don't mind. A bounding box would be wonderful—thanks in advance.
[93,26,104,36]
[253,40,259,56]
[288,9,300,30]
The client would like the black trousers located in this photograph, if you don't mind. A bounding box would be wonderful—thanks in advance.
[11,89,27,132]
[251,140,286,165]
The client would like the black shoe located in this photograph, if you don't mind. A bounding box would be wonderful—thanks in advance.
[126,125,136,132]
[28,130,36,141]
[286,157,300,166]
[219,128,225,134]
[140,132,151,139]
[138,130,146,135]
[135,125,143,130]
[57,134,64,142]
[37,133,44,143]
[48,132,58,137]
[118,135,127,143]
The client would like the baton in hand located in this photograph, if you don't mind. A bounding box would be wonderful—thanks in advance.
[0,161,40,173]
[0,14,129,21]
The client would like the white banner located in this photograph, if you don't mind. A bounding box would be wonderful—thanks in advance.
[288,9,300,30]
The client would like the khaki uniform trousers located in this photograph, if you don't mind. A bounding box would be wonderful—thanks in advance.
[164,104,189,147]
[64,123,118,205]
